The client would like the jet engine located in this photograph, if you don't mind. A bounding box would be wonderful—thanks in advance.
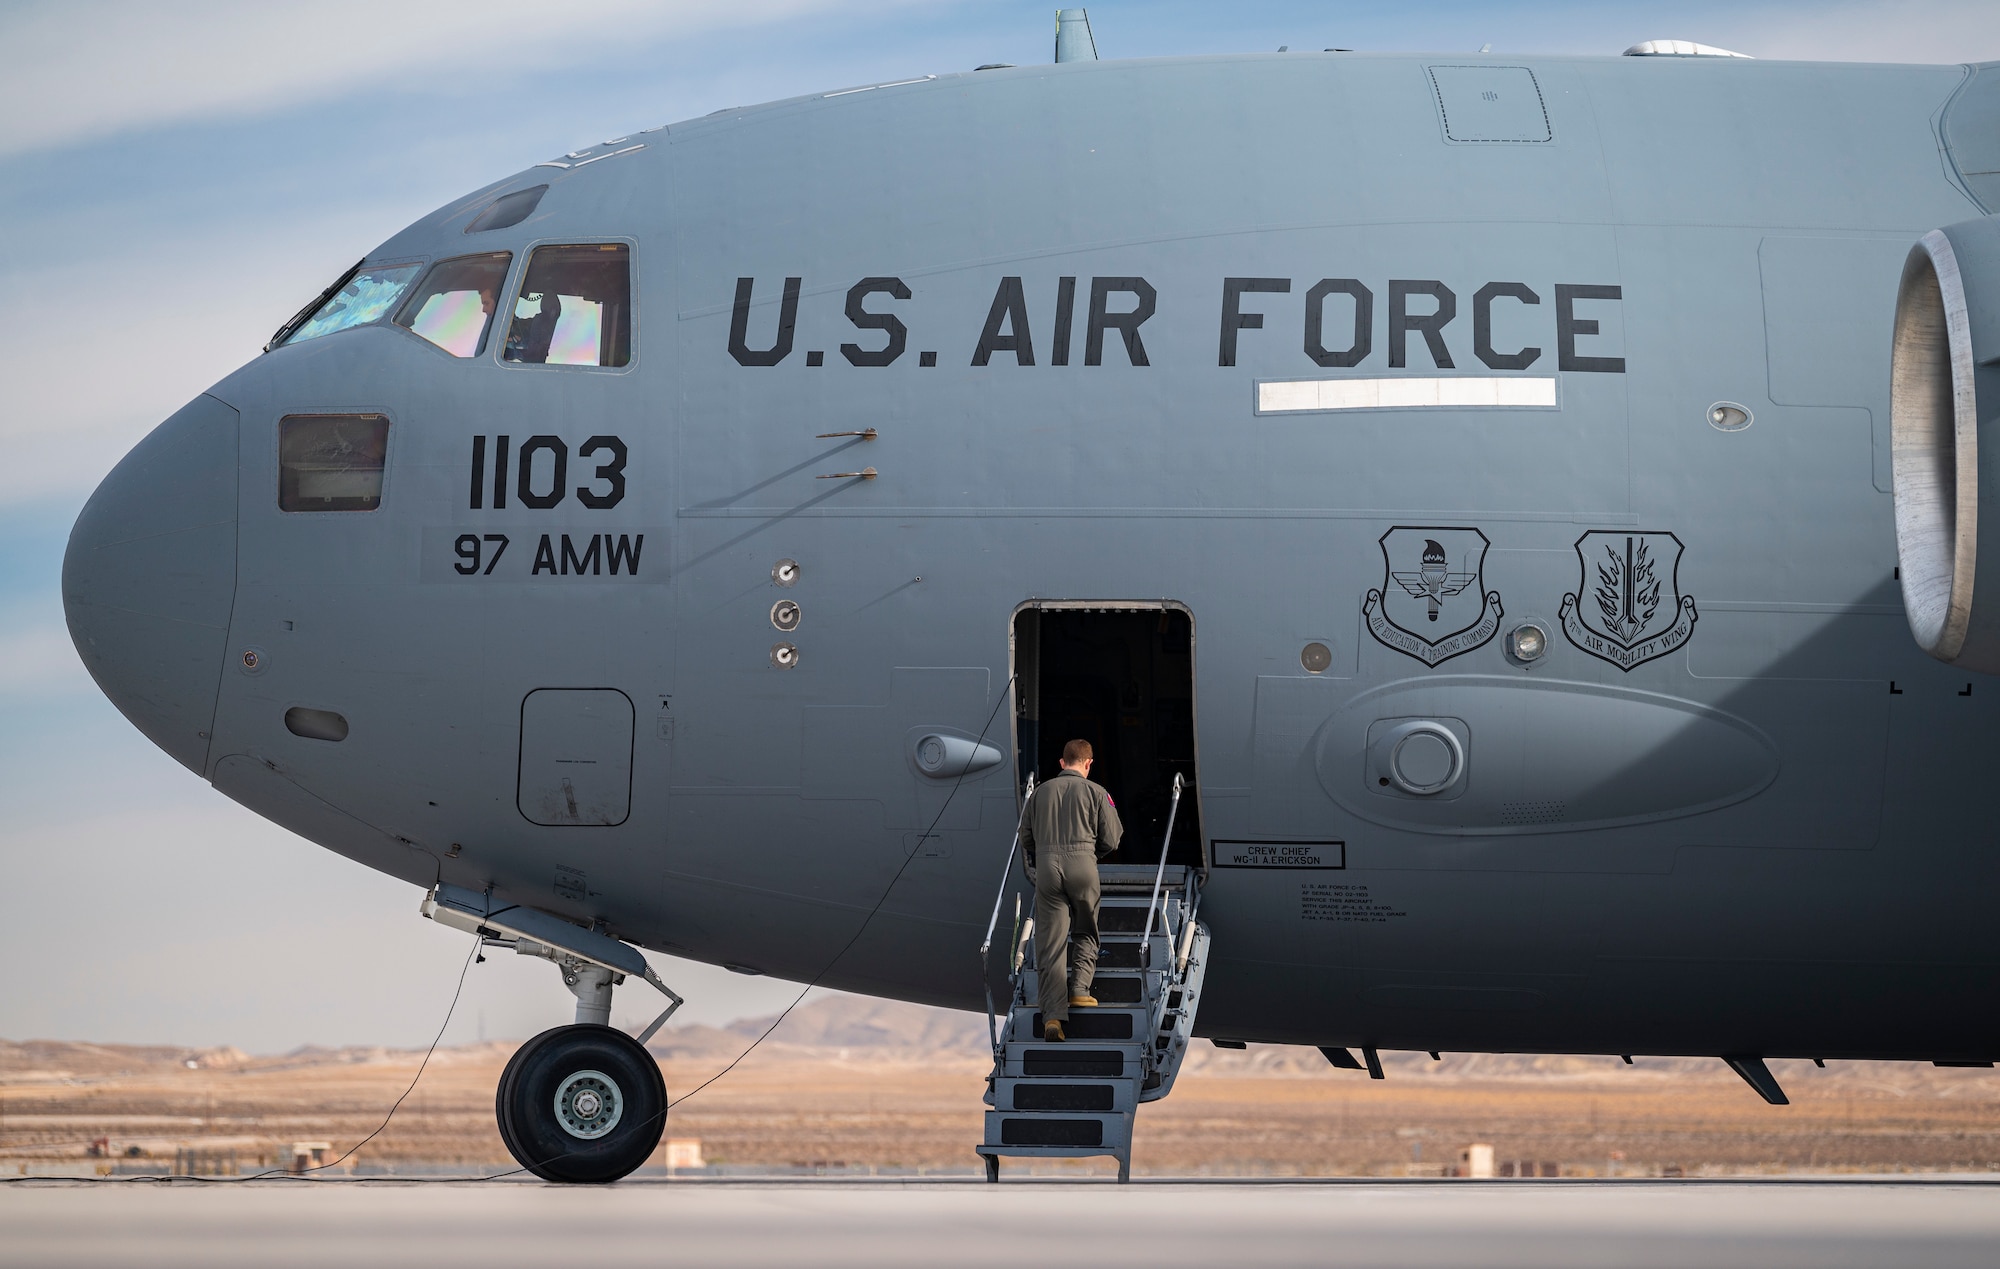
[1892,215,2000,673]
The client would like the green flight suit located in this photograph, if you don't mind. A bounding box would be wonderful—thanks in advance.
[1022,767,1124,1025]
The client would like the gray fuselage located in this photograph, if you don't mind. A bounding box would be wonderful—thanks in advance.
[63,51,2000,1061]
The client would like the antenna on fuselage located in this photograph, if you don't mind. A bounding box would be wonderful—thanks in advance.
[1055,8,1098,62]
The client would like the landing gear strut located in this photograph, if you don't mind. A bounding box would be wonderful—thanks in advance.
[421,885,684,1184]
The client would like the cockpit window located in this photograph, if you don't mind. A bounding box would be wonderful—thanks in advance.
[466,184,548,233]
[504,244,631,367]
[279,415,390,512]
[275,261,421,349]
[393,253,511,357]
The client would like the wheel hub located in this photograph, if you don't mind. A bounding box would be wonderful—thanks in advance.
[553,1069,624,1139]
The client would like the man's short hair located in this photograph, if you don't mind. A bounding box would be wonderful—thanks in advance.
[1061,739,1093,765]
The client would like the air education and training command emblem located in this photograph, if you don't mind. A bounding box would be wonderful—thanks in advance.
[1559,530,1698,671]
[1363,527,1503,667]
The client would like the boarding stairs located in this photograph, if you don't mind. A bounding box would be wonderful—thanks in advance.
[975,775,1209,1182]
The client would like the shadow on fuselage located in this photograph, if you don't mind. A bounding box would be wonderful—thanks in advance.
[1201,575,2000,1064]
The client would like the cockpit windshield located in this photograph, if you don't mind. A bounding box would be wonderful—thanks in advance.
[393,253,512,358]
[276,262,422,349]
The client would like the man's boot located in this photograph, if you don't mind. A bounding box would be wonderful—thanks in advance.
[1069,994,1098,1008]
[1043,1019,1066,1042]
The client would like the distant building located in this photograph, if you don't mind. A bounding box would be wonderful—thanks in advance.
[665,1138,705,1171]
[1459,1143,1494,1179]
[1500,1160,1562,1178]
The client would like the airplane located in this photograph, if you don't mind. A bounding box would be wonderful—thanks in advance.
[59,7,2000,1181]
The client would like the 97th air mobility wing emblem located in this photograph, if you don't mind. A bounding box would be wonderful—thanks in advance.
[1559,531,1699,671]
[1363,527,1503,667]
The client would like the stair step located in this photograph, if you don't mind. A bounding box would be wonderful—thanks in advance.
[1096,906,1157,933]
[1027,1010,1140,1040]
[976,1143,1132,1172]
[1021,968,1153,1005]
[980,870,1203,1185]
[1095,864,1188,887]
[1093,976,1144,1004]
[984,1109,1132,1151]
[1003,1044,1139,1078]
[1094,943,1144,969]
[994,1077,1137,1113]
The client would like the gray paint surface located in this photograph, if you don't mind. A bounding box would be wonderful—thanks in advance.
[61,51,2000,1062]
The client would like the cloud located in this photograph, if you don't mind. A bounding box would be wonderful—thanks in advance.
[0,0,886,160]
[0,616,90,698]
[0,792,826,1049]
[8,0,2000,1053]
[0,206,406,505]
[1695,0,2000,62]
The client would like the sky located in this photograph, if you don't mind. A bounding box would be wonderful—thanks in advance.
[3,0,1998,1055]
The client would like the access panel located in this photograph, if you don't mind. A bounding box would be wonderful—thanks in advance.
[1427,66,1552,143]
[518,688,634,826]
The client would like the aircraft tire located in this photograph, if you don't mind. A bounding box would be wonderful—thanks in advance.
[495,1023,666,1183]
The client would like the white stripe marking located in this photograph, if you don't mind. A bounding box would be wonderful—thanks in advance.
[825,75,937,97]
[1257,377,1558,412]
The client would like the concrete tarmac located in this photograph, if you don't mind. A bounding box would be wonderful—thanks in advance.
[6,1178,2000,1267]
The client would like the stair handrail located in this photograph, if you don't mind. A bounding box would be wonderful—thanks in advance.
[980,774,1035,1056]
[980,773,1034,960]
[1142,872,1204,1084]
[1138,772,1185,968]
[1176,872,1204,973]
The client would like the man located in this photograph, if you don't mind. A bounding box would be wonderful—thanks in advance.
[1022,739,1123,1042]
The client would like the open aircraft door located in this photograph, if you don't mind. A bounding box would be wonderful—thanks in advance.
[1009,602,1204,870]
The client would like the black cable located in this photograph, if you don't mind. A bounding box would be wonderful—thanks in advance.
[499,675,1022,1179]
[3,930,484,1185]
[672,672,1017,1105]
[282,930,484,1178]
[7,684,1016,1186]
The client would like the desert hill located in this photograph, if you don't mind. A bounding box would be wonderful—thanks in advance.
[9,994,2000,1176]
[8,991,2000,1098]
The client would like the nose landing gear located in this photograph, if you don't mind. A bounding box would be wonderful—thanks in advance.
[421,885,684,1184]
[497,1024,666,1183]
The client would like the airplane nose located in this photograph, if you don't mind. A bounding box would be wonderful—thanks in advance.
[63,393,240,775]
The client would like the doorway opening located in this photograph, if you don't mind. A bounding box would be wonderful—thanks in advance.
[1012,604,1203,869]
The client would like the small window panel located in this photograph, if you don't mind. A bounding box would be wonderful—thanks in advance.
[505,243,631,367]
[466,184,548,233]
[279,262,422,347]
[393,253,511,357]
[279,415,390,512]
[285,706,350,742]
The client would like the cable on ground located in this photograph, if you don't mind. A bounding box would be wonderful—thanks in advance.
[5,681,1016,1185]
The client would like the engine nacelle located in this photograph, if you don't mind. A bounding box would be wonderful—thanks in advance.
[1893,216,2000,673]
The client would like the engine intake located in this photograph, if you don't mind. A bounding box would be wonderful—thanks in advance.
[1893,216,2000,672]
